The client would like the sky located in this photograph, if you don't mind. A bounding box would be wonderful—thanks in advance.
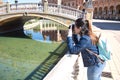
[3,0,41,4]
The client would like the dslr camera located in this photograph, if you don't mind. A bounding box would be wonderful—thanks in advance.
[69,24,75,32]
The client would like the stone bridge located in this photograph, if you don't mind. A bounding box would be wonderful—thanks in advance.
[0,2,84,34]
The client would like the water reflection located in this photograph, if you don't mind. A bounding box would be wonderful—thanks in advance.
[24,29,51,43]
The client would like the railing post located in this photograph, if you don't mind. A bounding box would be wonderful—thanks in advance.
[6,2,10,13]
[57,0,61,13]
[58,5,61,13]
[43,0,48,13]
[84,0,94,24]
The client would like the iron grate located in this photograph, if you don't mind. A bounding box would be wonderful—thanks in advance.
[102,72,113,78]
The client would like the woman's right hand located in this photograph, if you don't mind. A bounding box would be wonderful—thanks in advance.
[67,24,73,37]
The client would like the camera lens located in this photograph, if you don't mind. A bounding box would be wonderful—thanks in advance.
[68,24,75,32]
[72,24,74,31]
[69,24,75,31]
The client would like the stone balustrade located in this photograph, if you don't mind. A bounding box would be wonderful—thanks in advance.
[43,52,82,80]
[0,3,83,19]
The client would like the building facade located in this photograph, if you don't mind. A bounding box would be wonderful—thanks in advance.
[47,0,84,9]
[48,0,57,4]
[93,0,120,20]
[0,0,3,4]
[48,0,120,20]
[62,0,84,9]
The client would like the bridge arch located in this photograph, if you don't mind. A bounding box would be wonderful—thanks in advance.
[0,13,75,27]
[0,12,76,37]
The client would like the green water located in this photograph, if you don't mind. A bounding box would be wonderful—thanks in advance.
[0,37,66,80]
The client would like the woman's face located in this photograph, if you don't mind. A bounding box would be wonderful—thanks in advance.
[74,26,81,34]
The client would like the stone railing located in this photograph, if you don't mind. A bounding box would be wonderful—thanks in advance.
[48,3,83,18]
[0,3,83,19]
[0,4,7,14]
[43,52,83,80]
[10,3,42,13]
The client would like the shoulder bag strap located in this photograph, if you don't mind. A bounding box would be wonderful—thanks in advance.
[86,49,104,64]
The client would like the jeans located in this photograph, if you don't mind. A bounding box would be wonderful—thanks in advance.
[87,62,106,80]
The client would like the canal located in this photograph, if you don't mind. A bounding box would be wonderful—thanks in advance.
[0,20,68,80]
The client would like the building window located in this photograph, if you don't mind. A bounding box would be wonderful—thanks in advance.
[119,10,120,14]
[72,2,74,6]
[94,2,96,4]
[68,3,70,6]
[64,3,66,6]
[112,10,113,14]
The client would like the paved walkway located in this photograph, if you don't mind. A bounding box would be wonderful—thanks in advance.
[102,30,120,80]
[92,26,120,80]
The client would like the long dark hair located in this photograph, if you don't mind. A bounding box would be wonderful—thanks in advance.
[75,18,99,45]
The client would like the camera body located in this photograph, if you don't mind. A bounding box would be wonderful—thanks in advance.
[69,24,75,31]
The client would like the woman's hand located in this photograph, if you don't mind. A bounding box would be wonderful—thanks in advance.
[67,24,73,37]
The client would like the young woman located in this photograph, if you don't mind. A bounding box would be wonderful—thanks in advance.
[67,18,106,80]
